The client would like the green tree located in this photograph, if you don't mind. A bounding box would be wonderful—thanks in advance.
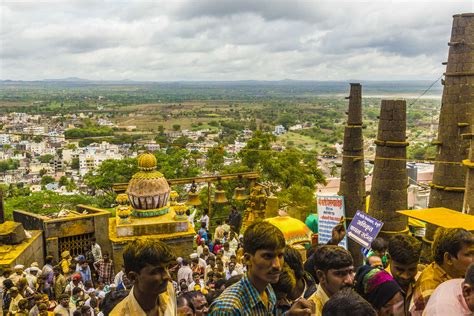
[205,146,225,172]
[58,176,69,187]
[84,158,139,196]
[33,135,44,143]
[39,154,54,163]
[71,158,80,170]
[0,159,20,172]
[172,124,181,131]
[41,175,55,187]
[239,131,275,169]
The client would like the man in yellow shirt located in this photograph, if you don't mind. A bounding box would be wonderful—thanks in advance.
[307,245,355,316]
[410,228,474,316]
[110,239,177,316]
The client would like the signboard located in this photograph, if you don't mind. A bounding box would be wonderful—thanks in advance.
[317,195,347,249]
[347,210,384,248]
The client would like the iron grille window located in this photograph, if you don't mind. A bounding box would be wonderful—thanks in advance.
[58,233,94,258]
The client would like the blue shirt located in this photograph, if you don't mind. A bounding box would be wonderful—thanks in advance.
[208,274,277,315]
[76,265,92,283]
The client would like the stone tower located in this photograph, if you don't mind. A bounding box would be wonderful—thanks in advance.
[368,100,408,235]
[462,111,474,214]
[338,83,365,265]
[427,13,473,238]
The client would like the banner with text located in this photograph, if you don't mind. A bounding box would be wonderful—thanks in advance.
[317,195,347,249]
[347,210,384,248]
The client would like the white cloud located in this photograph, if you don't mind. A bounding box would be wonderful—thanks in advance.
[0,0,472,80]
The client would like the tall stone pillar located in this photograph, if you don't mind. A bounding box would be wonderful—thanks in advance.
[462,112,474,214]
[338,83,365,266]
[368,100,408,235]
[427,13,473,239]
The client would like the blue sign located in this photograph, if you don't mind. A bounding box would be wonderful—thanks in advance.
[317,195,347,249]
[347,211,384,248]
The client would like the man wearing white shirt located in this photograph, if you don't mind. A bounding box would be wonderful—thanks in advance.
[222,242,236,261]
[188,272,205,292]
[225,262,240,280]
[199,209,210,230]
[91,237,102,262]
[177,259,193,286]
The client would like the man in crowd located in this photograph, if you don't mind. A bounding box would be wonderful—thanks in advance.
[322,288,376,316]
[199,208,210,231]
[187,290,209,316]
[65,273,84,295]
[228,206,242,233]
[110,238,176,315]
[214,219,225,242]
[208,220,313,315]
[53,266,67,299]
[424,262,474,315]
[54,293,75,316]
[411,227,474,315]
[93,252,114,285]
[187,272,205,292]
[90,237,102,263]
[386,234,422,315]
[178,259,193,286]
[307,245,355,316]
[9,265,26,285]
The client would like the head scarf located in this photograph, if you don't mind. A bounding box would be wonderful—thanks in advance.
[355,265,401,309]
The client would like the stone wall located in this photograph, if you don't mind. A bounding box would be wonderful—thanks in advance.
[0,231,44,269]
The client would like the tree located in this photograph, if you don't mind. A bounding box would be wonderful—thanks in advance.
[58,176,69,187]
[205,146,225,172]
[0,159,20,172]
[172,124,181,131]
[33,135,44,143]
[84,158,139,196]
[39,168,47,176]
[71,158,80,170]
[239,131,275,169]
[41,175,55,187]
[39,154,54,163]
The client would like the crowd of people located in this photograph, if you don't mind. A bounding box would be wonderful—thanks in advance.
[1,207,473,316]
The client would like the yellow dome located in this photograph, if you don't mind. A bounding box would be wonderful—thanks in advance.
[138,153,157,171]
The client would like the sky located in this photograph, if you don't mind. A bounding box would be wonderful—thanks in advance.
[0,0,473,81]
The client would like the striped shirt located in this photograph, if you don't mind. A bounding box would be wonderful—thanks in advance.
[208,274,277,315]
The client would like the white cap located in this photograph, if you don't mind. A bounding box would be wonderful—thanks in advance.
[14,264,24,270]
[190,253,198,259]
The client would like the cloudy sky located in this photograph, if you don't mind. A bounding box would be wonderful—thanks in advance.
[1,0,472,81]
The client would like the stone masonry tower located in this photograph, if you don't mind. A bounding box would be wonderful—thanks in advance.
[427,13,473,238]
[462,109,474,214]
[368,100,408,235]
[338,83,365,265]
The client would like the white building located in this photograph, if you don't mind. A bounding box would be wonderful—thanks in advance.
[24,126,46,135]
[0,134,10,145]
[78,142,123,176]
[273,125,286,136]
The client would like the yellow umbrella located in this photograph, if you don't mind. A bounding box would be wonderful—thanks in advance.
[265,216,312,245]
